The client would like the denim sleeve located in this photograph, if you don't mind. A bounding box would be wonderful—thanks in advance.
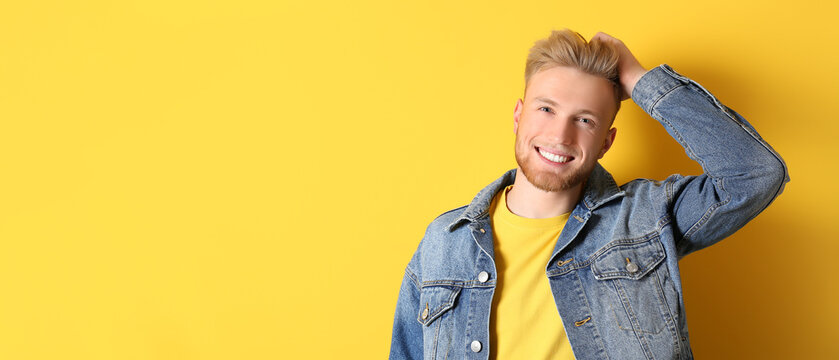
[389,263,423,359]
[631,64,790,258]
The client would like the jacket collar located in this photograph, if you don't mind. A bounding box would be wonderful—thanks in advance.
[446,163,625,231]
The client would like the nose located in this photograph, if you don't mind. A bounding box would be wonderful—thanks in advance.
[544,116,578,145]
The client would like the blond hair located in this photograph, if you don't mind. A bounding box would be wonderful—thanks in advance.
[524,29,621,115]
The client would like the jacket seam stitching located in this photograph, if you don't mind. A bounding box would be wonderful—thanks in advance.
[405,267,421,289]
[613,280,655,358]
[646,82,684,115]
[683,177,731,241]
[574,270,611,360]
[418,288,461,326]
[656,111,706,170]
[547,217,672,277]
[653,267,682,359]
[431,317,441,360]
[570,232,660,270]
[420,280,493,288]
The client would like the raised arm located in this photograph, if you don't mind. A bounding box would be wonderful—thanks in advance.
[594,32,790,257]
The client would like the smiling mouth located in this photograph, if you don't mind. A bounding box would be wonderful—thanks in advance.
[536,146,575,164]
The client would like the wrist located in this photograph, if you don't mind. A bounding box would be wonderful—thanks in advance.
[625,67,648,97]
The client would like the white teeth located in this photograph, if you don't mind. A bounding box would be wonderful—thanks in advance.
[538,148,571,163]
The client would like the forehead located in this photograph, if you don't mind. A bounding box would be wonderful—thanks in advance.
[525,66,616,117]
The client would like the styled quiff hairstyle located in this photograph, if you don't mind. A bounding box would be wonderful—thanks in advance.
[524,29,622,116]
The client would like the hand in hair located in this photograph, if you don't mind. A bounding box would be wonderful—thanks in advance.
[591,32,648,101]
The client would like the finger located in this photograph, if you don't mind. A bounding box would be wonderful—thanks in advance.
[591,31,613,42]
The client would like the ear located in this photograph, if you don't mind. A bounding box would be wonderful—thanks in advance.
[597,127,617,159]
[513,98,523,134]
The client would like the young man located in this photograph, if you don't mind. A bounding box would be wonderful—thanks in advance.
[389,29,788,360]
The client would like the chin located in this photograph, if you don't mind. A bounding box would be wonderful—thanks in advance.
[517,154,593,193]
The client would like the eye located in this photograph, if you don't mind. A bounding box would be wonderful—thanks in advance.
[578,117,592,124]
[538,106,553,113]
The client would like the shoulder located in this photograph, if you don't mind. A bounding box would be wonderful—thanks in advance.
[619,177,666,195]
[593,175,701,232]
[618,174,698,200]
[417,204,473,252]
[591,176,677,229]
[406,204,476,277]
[427,204,468,231]
[618,173,707,205]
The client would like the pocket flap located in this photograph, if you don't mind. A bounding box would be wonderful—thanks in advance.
[592,235,665,280]
[416,286,461,326]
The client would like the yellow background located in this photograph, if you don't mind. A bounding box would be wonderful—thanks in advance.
[1,0,836,358]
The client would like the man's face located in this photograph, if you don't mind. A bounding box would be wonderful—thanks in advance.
[514,66,618,193]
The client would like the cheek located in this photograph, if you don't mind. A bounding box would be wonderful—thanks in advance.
[519,120,544,138]
[582,137,605,155]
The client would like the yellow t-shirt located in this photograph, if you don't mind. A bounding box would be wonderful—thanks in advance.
[488,185,575,359]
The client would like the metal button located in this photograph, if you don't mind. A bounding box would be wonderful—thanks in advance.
[421,307,429,320]
[478,271,489,283]
[470,340,482,352]
[626,261,639,273]
[479,228,486,233]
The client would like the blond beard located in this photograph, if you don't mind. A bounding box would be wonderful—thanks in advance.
[514,149,594,193]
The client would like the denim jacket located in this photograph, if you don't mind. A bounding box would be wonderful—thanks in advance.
[389,65,789,360]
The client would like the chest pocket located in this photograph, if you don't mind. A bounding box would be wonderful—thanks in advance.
[416,285,461,326]
[590,234,671,336]
[591,234,665,280]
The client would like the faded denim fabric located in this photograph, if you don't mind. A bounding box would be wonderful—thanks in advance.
[389,64,789,360]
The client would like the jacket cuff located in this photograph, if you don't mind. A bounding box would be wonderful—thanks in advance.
[631,64,689,114]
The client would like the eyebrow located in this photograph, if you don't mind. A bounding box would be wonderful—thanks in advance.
[534,97,559,106]
[533,97,601,118]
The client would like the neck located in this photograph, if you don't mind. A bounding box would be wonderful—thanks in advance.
[505,167,584,218]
